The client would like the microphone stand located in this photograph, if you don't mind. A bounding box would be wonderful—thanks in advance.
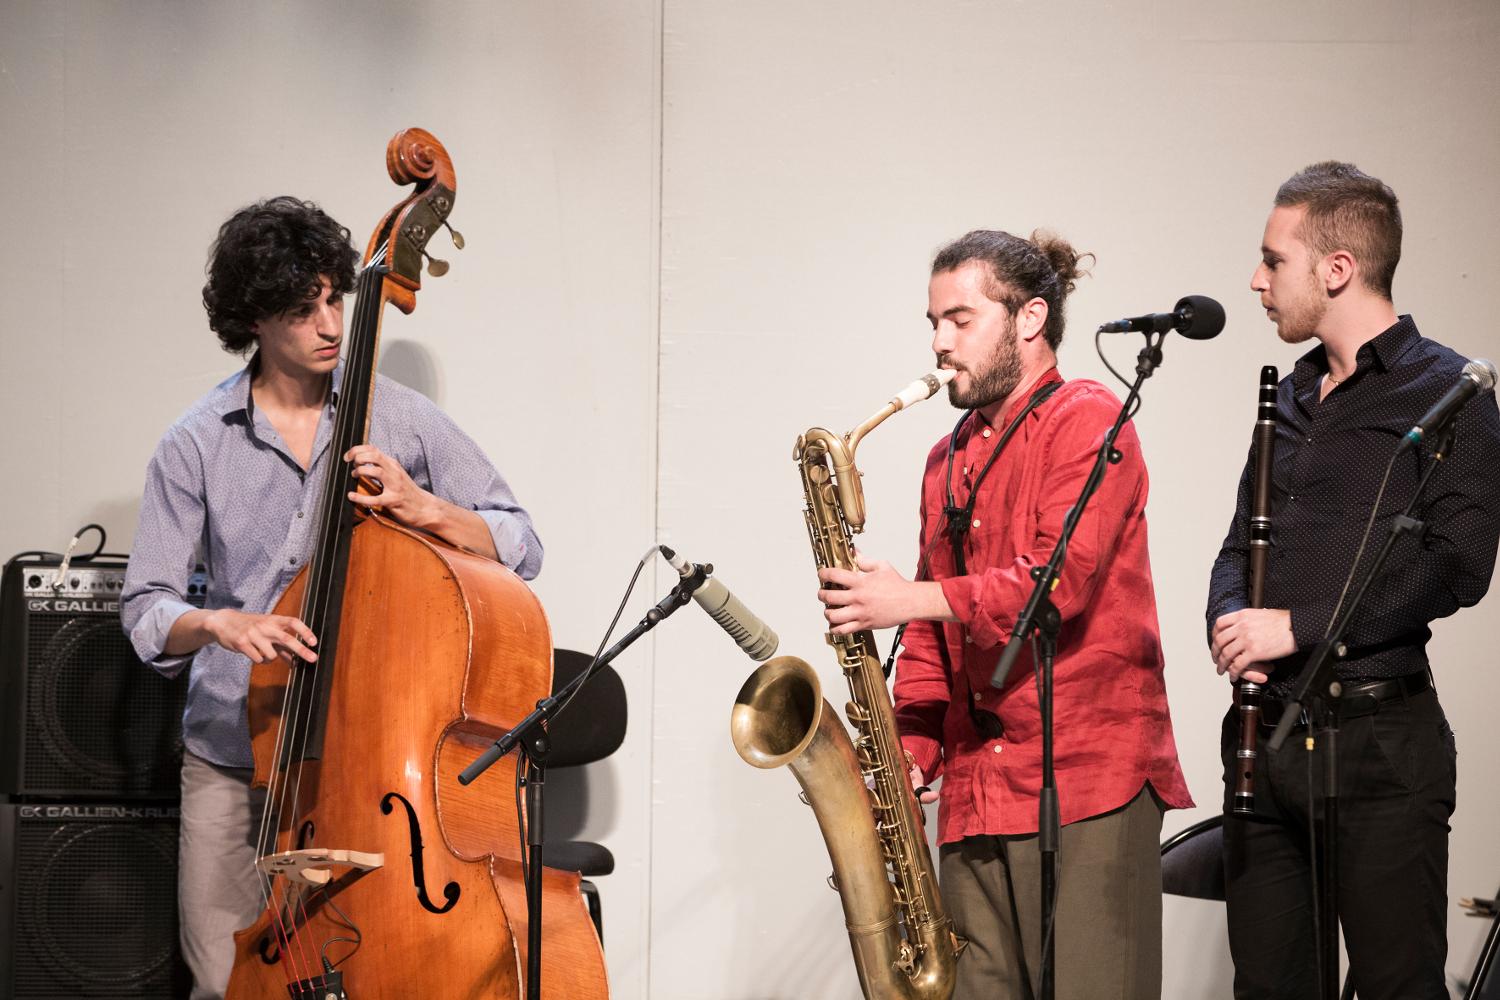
[989,330,1168,1000]
[1266,424,1453,1000]
[457,563,710,1000]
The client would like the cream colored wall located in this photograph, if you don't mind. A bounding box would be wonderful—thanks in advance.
[3,1,1498,997]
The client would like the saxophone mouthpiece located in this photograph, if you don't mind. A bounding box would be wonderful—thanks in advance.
[891,369,957,410]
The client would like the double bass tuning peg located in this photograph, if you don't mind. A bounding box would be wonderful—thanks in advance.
[422,220,464,276]
[422,251,449,277]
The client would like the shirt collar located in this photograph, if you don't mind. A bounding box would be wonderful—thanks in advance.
[976,366,1064,429]
[1292,315,1420,389]
[213,352,343,421]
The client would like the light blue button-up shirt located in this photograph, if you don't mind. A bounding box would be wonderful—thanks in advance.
[122,359,542,768]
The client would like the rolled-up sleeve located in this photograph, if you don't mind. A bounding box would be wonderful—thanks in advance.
[121,427,204,676]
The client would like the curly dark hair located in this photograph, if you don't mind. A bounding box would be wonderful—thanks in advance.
[201,196,360,355]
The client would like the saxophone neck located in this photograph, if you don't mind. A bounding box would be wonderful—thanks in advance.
[796,369,955,541]
[847,401,899,456]
[849,367,954,451]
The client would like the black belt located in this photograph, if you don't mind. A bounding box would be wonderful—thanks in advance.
[1258,670,1431,729]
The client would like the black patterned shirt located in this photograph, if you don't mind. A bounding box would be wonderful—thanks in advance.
[1206,316,1500,694]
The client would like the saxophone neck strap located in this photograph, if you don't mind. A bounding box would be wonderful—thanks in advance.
[942,378,1064,573]
[936,377,1062,739]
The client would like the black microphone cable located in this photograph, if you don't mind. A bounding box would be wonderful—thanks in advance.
[514,543,660,888]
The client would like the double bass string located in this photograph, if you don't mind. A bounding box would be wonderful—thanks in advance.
[283,248,391,971]
[253,247,389,983]
[276,249,387,982]
[252,244,372,862]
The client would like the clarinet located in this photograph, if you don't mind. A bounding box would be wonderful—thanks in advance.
[1233,365,1278,816]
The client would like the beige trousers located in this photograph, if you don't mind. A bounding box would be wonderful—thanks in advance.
[178,751,266,1000]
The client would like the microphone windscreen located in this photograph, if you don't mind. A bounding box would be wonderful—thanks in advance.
[1175,295,1226,340]
[1463,357,1497,391]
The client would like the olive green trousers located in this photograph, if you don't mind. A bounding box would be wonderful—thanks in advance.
[938,785,1165,1000]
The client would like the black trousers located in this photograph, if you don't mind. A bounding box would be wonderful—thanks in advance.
[1219,685,1456,1000]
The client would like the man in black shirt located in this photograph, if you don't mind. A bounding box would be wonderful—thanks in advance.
[1207,161,1500,999]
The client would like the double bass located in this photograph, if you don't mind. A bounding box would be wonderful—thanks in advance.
[226,129,608,1000]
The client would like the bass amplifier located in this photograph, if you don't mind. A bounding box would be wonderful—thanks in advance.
[0,556,203,799]
[0,800,188,998]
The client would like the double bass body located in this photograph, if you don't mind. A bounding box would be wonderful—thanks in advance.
[225,128,606,1000]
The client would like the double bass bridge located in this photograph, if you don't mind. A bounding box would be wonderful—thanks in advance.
[256,847,386,887]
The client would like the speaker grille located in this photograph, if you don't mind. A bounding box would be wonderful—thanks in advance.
[6,804,186,998]
[24,613,185,795]
[2,558,195,798]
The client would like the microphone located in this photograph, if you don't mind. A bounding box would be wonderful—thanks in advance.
[1097,295,1225,340]
[659,546,779,661]
[1399,358,1497,451]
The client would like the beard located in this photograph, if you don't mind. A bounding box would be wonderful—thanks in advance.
[946,324,1023,409]
[1272,269,1327,345]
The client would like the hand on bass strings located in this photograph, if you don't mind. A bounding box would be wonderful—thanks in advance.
[204,609,318,664]
[1211,607,1295,684]
[345,444,437,524]
[818,553,955,634]
[343,444,501,560]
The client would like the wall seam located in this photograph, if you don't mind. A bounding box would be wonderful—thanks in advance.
[643,0,667,996]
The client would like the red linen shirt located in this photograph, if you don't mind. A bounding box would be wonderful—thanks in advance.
[894,370,1192,842]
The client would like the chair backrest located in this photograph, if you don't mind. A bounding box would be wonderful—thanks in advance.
[1160,814,1226,902]
[546,648,628,768]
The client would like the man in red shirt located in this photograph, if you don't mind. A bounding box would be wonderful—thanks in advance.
[820,229,1191,999]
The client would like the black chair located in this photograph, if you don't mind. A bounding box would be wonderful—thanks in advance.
[539,648,628,944]
[1161,814,1228,902]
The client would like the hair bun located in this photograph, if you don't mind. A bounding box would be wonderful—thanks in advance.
[1029,229,1093,296]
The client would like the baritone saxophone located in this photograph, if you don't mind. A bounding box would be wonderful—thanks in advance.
[730,369,962,1000]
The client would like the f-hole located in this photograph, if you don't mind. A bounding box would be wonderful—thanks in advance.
[380,791,460,914]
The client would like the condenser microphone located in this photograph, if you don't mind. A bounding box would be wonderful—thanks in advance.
[660,546,780,661]
[1098,295,1226,340]
[1398,359,1497,452]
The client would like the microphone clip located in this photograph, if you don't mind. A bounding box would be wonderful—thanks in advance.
[660,544,709,586]
[677,561,711,594]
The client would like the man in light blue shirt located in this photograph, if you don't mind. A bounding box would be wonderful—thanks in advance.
[122,196,541,999]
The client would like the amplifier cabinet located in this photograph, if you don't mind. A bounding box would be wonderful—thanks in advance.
[0,800,189,998]
[0,557,202,799]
